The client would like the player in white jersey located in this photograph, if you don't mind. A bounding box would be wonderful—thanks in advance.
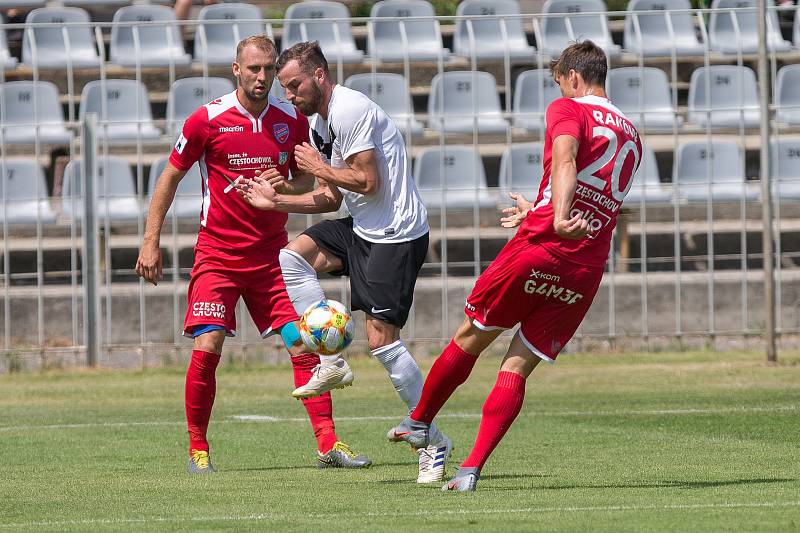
[237,41,452,484]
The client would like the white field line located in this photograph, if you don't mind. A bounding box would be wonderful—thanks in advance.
[1,501,799,529]
[0,405,797,433]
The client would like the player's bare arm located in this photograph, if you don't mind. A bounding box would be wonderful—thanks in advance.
[500,192,535,229]
[260,167,316,195]
[550,134,590,240]
[238,173,342,214]
[294,142,379,195]
[135,162,188,285]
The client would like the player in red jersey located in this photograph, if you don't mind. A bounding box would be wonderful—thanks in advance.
[387,40,642,491]
[135,35,370,474]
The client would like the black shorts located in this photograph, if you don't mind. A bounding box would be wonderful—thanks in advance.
[303,217,428,328]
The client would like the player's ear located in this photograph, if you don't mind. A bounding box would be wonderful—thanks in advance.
[314,67,325,83]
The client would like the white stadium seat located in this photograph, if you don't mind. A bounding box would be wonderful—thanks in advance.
[80,79,161,143]
[687,65,760,130]
[453,0,536,61]
[0,159,57,224]
[672,140,756,202]
[428,71,508,135]
[62,156,140,222]
[149,156,203,220]
[0,81,72,145]
[539,0,621,59]
[345,73,424,137]
[1,15,18,70]
[607,67,682,132]
[771,137,800,200]
[776,65,800,127]
[708,0,790,54]
[512,69,561,133]
[110,5,190,68]
[194,3,264,66]
[369,0,449,62]
[22,7,101,68]
[283,1,363,64]
[624,0,704,57]
[414,145,495,210]
[498,143,544,199]
[623,144,672,205]
[166,77,235,135]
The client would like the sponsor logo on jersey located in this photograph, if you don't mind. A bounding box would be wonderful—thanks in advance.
[174,133,188,154]
[218,125,244,133]
[523,279,584,305]
[529,269,560,282]
[569,199,612,239]
[273,123,290,143]
[227,153,273,166]
[192,302,227,318]
[279,151,288,165]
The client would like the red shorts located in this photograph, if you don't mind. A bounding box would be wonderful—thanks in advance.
[183,248,299,338]
[465,234,604,362]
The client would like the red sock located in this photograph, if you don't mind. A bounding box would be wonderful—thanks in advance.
[411,339,478,424]
[462,371,526,469]
[292,353,338,454]
[185,350,221,454]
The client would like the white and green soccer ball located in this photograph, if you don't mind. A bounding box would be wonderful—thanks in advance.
[299,299,355,356]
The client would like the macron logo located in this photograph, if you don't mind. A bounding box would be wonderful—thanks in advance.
[219,125,244,133]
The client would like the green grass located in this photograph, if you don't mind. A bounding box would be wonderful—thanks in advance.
[1,350,799,532]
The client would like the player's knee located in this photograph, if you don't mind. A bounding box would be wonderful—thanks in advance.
[192,329,225,354]
[366,323,399,351]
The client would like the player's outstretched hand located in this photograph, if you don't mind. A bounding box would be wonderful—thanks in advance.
[554,213,592,240]
[294,142,326,176]
[500,192,534,228]
[258,168,289,192]
[135,241,163,286]
[236,175,277,211]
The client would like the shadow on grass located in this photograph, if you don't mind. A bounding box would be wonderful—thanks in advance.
[526,477,796,491]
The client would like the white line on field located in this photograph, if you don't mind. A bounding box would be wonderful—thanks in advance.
[1,500,799,529]
[0,405,796,433]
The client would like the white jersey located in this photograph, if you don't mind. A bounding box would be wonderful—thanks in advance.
[308,84,429,243]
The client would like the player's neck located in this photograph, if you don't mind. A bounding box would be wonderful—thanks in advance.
[236,88,269,118]
[317,83,336,121]
[576,85,607,99]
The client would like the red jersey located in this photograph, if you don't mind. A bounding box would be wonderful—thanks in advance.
[169,90,310,261]
[519,95,642,267]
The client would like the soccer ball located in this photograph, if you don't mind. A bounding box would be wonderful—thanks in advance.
[299,299,355,356]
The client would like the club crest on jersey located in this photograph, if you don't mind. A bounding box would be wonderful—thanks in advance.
[273,123,290,143]
[279,151,288,165]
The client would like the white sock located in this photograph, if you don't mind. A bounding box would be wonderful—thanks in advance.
[279,248,339,365]
[371,340,424,411]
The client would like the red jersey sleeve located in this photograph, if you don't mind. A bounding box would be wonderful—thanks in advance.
[289,112,310,175]
[546,98,582,140]
[169,107,210,171]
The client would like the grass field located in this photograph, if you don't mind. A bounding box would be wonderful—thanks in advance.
[1,349,799,531]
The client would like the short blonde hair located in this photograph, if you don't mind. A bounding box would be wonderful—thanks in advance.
[236,34,277,62]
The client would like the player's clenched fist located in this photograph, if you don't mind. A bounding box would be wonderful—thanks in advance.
[135,242,163,286]
[236,175,277,211]
[294,142,327,175]
[553,213,592,240]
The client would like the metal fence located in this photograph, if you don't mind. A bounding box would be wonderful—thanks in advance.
[0,5,797,369]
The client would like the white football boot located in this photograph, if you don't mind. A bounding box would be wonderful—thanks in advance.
[416,430,453,484]
[292,357,354,399]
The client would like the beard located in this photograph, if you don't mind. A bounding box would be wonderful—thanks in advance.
[295,81,323,116]
[244,85,268,102]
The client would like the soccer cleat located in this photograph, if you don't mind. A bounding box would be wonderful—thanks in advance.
[442,467,480,492]
[416,434,453,484]
[316,441,372,469]
[292,358,354,399]
[188,449,215,475]
[386,416,430,448]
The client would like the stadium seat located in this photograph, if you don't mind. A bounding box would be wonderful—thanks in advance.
[194,3,265,66]
[539,0,621,59]
[0,159,57,224]
[776,64,800,126]
[62,156,141,221]
[413,146,495,210]
[452,0,535,61]
[498,143,544,199]
[22,7,101,69]
[62,0,128,6]
[166,77,235,135]
[345,73,424,137]
[283,1,363,64]
[0,81,72,145]
[0,0,45,6]
[512,69,561,133]
[606,67,682,132]
[672,140,756,202]
[80,80,161,142]
[1,15,18,70]
[270,78,286,100]
[623,0,704,57]
[148,156,203,219]
[687,66,760,129]
[771,137,800,200]
[427,71,508,135]
[623,144,671,205]
[369,0,449,62]
[708,0,790,54]
[110,5,191,68]
[795,5,800,48]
